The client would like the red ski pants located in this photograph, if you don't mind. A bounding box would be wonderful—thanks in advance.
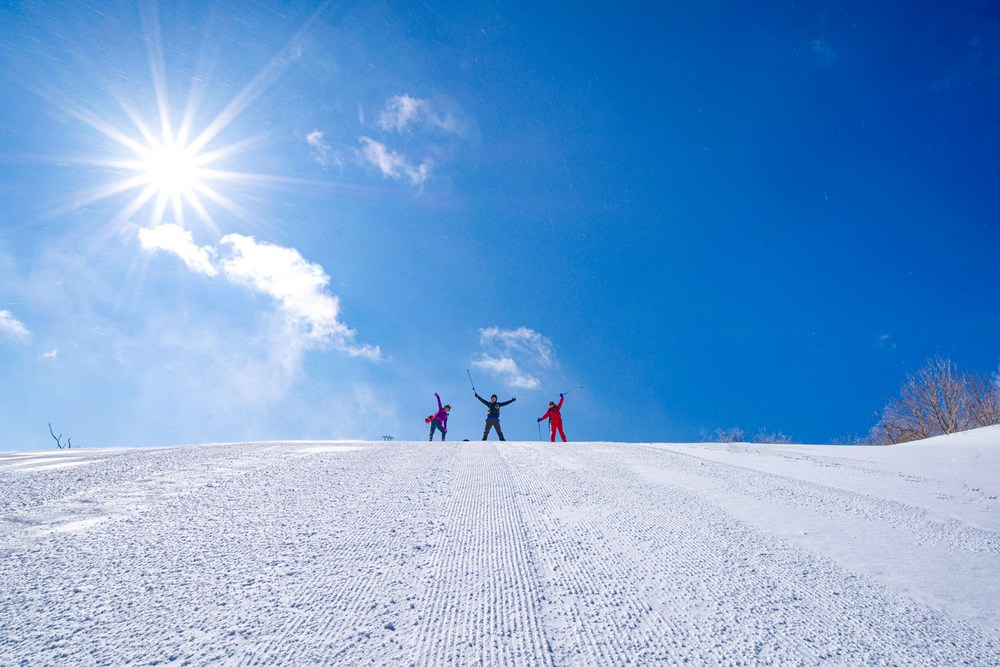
[549,423,566,442]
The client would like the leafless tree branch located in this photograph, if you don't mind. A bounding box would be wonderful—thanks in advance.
[48,422,63,449]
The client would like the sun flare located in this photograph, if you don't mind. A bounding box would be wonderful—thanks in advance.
[141,140,203,197]
[66,99,257,236]
[58,2,324,237]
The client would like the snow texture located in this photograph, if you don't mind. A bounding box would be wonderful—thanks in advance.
[2,427,999,665]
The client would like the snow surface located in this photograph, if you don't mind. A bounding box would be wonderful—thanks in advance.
[2,428,999,665]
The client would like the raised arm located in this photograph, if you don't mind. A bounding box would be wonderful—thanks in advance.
[435,392,443,410]
[498,397,516,407]
[556,395,564,410]
[475,392,489,406]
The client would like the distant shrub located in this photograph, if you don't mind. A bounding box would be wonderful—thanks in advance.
[711,426,795,444]
[713,426,747,443]
[830,434,867,446]
[868,356,1000,445]
[750,428,794,444]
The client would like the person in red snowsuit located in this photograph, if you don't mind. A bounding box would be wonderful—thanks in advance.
[427,393,451,441]
[537,394,567,442]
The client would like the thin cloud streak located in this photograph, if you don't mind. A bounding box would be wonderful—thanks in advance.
[378,94,459,134]
[0,310,31,341]
[307,130,338,166]
[358,137,432,186]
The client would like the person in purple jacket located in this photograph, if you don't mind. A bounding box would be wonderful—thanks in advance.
[426,392,451,441]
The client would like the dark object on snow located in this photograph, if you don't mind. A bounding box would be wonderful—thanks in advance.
[48,423,71,449]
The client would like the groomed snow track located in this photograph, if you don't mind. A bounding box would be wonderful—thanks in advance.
[1,440,997,665]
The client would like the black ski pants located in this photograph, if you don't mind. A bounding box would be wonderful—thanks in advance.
[482,418,505,441]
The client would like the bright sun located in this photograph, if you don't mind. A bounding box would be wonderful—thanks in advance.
[65,99,268,237]
[142,141,203,197]
[63,2,311,234]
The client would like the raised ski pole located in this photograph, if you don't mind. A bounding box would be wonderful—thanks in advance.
[466,369,476,393]
[560,386,583,396]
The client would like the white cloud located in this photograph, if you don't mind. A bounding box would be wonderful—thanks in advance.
[138,224,219,276]
[42,349,59,360]
[219,234,382,360]
[480,326,555,368]
[472,326,556,390]
[0,310,31,341]
[136,225,381,362]
[378,94,458,134]
[306,129,338,166]
[358,137,432,186]
[473,355,541,390]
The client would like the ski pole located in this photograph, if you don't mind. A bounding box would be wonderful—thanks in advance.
[537,420,542,440]
[560,386,583,396]
[466,369,476,392]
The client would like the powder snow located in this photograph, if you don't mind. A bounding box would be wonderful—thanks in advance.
[2,427,999,664]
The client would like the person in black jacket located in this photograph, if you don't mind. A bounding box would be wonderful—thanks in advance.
[474,391,516,441]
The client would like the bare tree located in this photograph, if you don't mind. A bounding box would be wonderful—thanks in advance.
[713,426,747,443]
[968,368,1000,428]
[712,426,795,444]
[48,423,64,449]
[869,356,1000,445]
[750,428,794,444]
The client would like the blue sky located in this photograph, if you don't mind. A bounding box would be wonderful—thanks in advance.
[0,0,997,449]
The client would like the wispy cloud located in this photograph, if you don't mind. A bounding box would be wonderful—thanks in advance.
[306,129,339,166]
[220,234,382,360]
[378,94,459,134]
[358,137,432,186]
[472,326,556,390]
[474,355,541,390]
[876,333,897,350]
[138,224,219,276]
[0,310,31,341]
[481,326,555,367]
[137,224,381,361]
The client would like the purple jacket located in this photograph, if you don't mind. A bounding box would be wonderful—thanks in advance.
[432,394,448,430]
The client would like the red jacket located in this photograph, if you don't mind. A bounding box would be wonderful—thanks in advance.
[539,396,564,427]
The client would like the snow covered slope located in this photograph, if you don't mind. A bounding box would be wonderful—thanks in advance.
[2,429,998,665]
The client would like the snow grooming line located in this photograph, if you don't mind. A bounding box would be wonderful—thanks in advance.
[1,432,997,664]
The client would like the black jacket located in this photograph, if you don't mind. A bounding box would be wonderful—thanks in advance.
[475,392,515,419]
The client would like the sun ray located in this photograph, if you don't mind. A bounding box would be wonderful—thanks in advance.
[52,1,338,241]
[190,181,263,227]
[186,0,333,157]
[65,105,151,158]
[183,190,221,237]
